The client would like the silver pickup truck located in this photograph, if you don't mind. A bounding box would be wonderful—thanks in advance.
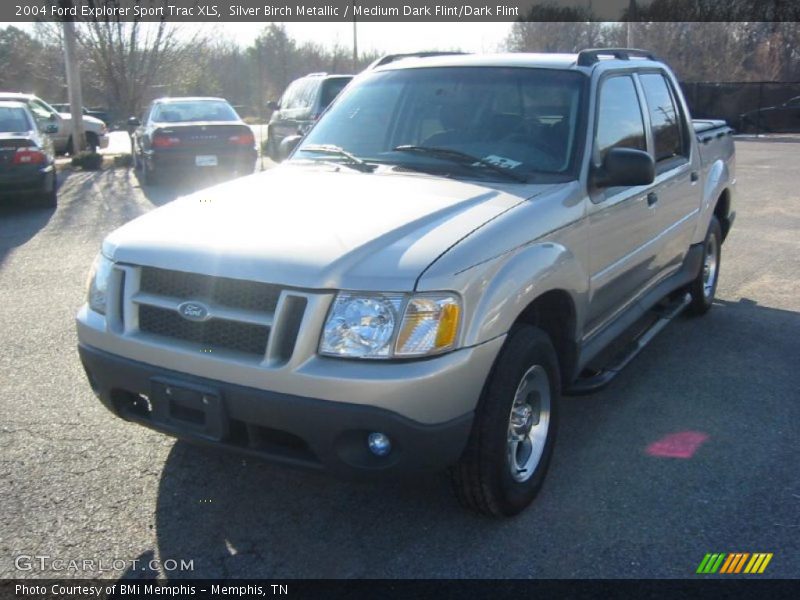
[77,49,735,516]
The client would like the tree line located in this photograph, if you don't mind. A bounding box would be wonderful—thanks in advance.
[1,19,797,124]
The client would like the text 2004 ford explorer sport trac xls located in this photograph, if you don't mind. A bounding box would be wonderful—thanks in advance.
[77,50,735,516]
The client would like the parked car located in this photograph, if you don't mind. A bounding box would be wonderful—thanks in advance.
[0,101,57,207]
[0,93,109,154]
[265,73,353,161]
[739,95,800,133]
[51,104,112,129]
[129,97,257,185]
[77,50,735,516]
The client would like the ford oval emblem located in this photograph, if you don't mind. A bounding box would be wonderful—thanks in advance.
[177,301,210,322]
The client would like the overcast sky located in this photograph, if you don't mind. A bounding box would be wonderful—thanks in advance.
[231,22,514,53]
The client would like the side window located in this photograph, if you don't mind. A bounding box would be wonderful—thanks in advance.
[29,99,54,122]
[595,75,647,162]
[299,79,318,109]
[285,81,309,110]
[639,73,687,163]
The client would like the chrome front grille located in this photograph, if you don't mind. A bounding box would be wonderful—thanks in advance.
[125,266,307,362]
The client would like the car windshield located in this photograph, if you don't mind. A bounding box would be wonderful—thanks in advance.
[152,101,239,123]
[294,67,586,181]
[0,106,32,133]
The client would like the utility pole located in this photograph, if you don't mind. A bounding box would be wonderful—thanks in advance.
[352,1,358,70]
[62,18,85,155]
[627,0,638,48]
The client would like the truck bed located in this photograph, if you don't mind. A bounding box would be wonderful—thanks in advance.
[693,119,734,166]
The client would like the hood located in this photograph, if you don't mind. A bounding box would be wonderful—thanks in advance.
[58,113,105,127]
[104,166,545,291]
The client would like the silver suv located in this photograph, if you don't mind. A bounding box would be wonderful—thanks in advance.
[77,50,735,516]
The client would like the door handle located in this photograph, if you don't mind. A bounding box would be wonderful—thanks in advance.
[647,192,659,207]
[690,171,699,182]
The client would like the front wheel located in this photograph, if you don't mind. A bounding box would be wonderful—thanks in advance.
[686,216,722,316]
[451,325,560,517]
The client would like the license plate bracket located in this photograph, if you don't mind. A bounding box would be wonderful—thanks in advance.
[150,379,228,441]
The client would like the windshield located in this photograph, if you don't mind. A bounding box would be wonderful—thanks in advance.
[294,67,586,181]
[152,101,239,123]
[0,106,33,133]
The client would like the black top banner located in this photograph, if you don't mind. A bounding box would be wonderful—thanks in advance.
[4,0,800,23]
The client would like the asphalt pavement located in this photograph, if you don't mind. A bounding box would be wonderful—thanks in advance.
[0,138,798,579]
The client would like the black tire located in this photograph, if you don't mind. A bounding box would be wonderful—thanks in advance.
[38,171,57,208]
[85,132,99,154]
[266,137,280,162]
[141,159,158,186]
[686,216,722,316]
[451,325,560,517]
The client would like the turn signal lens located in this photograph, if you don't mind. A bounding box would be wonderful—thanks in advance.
[395,295,461,357]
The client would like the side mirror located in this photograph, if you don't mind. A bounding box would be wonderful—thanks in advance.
[279,135,302,161]
[44,123,59,134]
[593,148,655,188]
[266,100,279,112]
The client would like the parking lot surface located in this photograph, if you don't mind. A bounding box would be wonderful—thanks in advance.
[0,139,798,579]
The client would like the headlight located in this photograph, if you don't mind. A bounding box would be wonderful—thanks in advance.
[86,253,113,315]
[319,292,461,359]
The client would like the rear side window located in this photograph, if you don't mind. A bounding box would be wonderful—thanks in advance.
[639,73,687,162]
[280,82,302,109]
[595,75,646,161]
[298,79,319,108]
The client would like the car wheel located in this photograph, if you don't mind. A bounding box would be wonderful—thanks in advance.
[451,325,560,517]
[267,136,280,162]
[141,159,158,186]
[38,171,58,208]
[85,133,99,154]
[686,215,722,316]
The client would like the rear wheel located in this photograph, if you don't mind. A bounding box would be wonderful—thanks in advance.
[687,216,722,316]
[38,171,57,208]
[140,158,159,186]
[451,325,560,516]
[85,132,99,154]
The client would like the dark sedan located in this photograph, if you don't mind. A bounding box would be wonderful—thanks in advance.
[130,97,257,185]
[0,101,57,207]
[739,95,800,134]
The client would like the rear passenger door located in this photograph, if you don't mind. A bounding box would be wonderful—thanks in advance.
[584,74,663,336]
[636,72,698,275]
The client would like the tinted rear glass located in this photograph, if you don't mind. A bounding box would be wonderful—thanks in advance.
[0,107,32,133]
[152,101,239,123]
[320,78,351,108]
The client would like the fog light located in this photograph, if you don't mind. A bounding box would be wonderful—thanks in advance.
[367,432,392,457]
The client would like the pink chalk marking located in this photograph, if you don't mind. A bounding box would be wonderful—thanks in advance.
[645,431,709,459]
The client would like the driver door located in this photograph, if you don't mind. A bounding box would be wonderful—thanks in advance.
[584,74,663,337]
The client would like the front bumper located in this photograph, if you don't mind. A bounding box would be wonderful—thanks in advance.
[79,344,476,479]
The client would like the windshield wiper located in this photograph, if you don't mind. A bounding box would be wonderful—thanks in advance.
[392,145,528,183]
[299,144,375,173]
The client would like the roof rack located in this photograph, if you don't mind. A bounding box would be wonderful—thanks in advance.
[366,51,469,70]
[576,48,657,67]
